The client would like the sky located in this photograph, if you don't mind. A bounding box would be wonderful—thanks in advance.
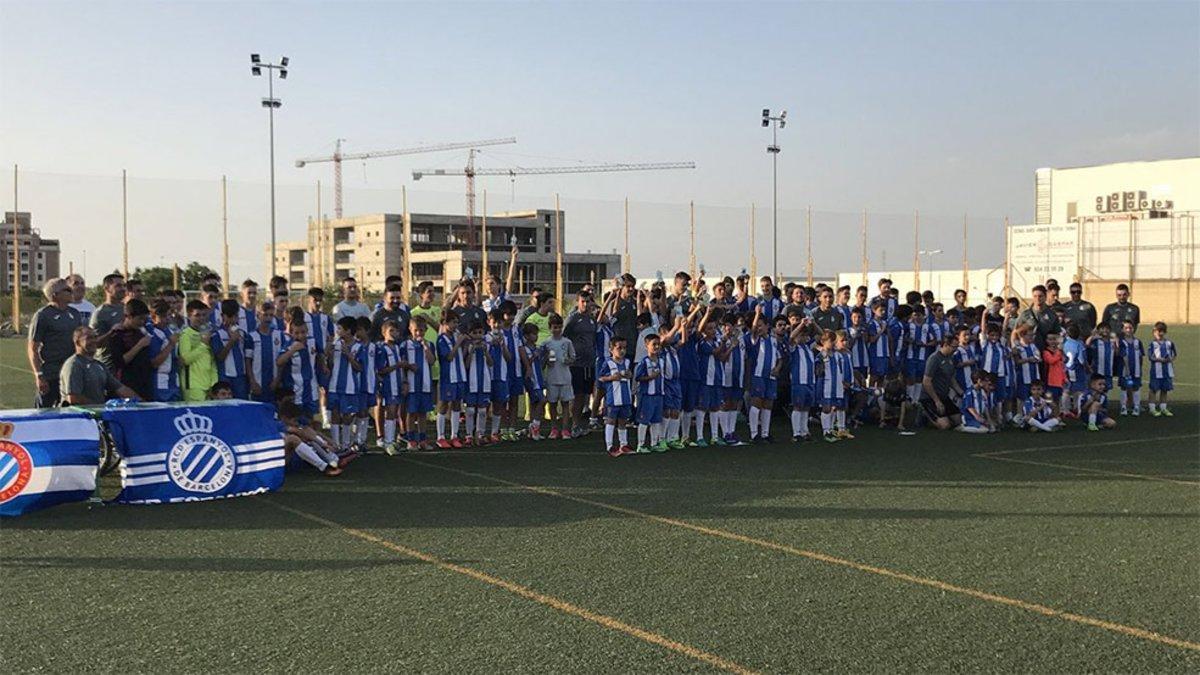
[2,0,1197,284]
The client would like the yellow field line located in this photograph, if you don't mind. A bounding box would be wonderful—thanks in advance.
[264,498,757,674]
[402,457,1200,653]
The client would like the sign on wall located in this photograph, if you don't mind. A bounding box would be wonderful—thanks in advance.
[1008,223,1080,293]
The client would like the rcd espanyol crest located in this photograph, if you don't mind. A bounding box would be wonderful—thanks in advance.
[167,410,236,494]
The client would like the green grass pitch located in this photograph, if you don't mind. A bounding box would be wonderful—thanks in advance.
[1,327,1198,672]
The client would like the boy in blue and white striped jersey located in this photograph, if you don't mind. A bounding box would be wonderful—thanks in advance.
[635,334,667,453]
[463,322,494,447]
[147,299,181,402]
[598,336,634,457]
[354,316,379,450]
[747,305,782,443]
[245,301,283,404]
[1118,319,1144,416]
[403,316,436,451]
[788,318,818,441]
[376,319,407,455]
[1148,321,1177,417]
[1086,323,1118,393]
[659,318,686,448]
[303,288,335,429]
[520,323,547,439]
[277,311,320,430]
[952,325,977,402]
[958,371,997,434]
[327,316,363,451]
[212,299,249,399]
[436,311,467,448]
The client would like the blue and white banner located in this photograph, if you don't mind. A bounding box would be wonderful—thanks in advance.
[0,409,99,517]
[104,401,285,505]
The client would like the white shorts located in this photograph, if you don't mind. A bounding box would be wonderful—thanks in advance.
[546,383,575,403]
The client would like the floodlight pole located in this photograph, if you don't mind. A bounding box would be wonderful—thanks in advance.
[268,69,277,278]
[762,109,785,281]
[252,54,287,277]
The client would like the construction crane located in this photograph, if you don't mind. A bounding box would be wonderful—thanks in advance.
[412,160,697,246]
[294,136,517,218]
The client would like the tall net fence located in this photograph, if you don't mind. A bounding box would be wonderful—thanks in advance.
[5,169,1008,295]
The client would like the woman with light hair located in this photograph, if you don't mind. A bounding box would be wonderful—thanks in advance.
[27,277,84,407]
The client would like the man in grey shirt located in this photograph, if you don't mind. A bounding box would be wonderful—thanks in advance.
[89,272,127,371]
[810,287,845,333]
[1013,285,1060,349]
[27,278,84,407]
[919,335,962,430]
[1061,282,1098,334]
[1101,283,1141,334]
[59,325,139,405]
[612,275,640,348]
[370,284,411,341]
[563,292,598,430]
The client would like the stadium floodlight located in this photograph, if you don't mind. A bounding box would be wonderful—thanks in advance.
[761,107,787,279]
[249,53,291,276]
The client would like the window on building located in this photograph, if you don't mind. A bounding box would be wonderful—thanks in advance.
[1066,202,1077,221]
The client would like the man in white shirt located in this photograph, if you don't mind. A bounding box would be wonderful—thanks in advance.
[332,277,371,322]
[67,273,96,324]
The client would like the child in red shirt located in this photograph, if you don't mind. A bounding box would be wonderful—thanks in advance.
[1042,333,1066,413]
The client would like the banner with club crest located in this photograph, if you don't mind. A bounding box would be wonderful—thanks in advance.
[103,401,286,504]
[0,408,100,517]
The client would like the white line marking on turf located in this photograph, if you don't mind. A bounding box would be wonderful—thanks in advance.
[401,457,1200,653]
[264,498,758,673]
[971,434,1200,486]
[974,434,1200,458]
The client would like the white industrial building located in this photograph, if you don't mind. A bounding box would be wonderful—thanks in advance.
[1007,157,1198,290]
[845,158,1199,314]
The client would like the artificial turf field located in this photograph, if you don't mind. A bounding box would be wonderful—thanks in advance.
[1,328,1198,672]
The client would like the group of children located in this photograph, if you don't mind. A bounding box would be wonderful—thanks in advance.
[953,317,1178,433]
[131,270,1180,466]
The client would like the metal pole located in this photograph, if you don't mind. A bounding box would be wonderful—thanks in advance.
[481,189,488,277]
[222,175,230,296]
[11,164,18,332]
[805,205,813,286]
[623,197,630,275]
[962,213,969,292]
[173,263,179,291]
[316,181,323,286]
[913,209,920,292]
[1127,215,1135,291]
[122,169,129,278]
[268,69,277,278]
[689,200,697,280]
[402,186,412,299]
[749,203,757,279]
[772,124,778,280]
[861,209,868,287]
[554,193,563,314]
[1003,216,1012,294]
